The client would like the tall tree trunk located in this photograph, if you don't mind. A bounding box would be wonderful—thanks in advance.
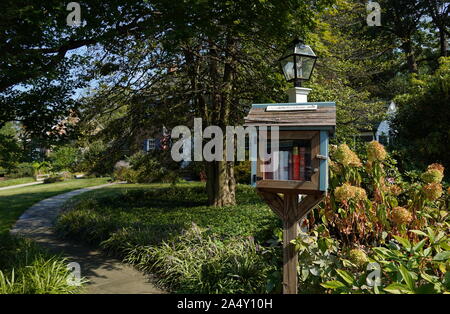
[402,39,418,73]
[439,28,448,57]
[203,37,237,207]
[206,159,236,206]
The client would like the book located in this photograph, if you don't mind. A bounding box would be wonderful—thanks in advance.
[292,146,300,180]
[281,151,289,180]
[262,152,273,179]
[273,151,280,180]
[299,147,306,181]
[288,151,293,180]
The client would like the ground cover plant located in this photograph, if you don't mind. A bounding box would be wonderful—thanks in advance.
[55,142,449,294]
[56,183,281,293]
[0,234,84,294]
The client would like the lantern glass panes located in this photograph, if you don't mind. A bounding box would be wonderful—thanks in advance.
[280,39,317,83]
[280,55,295,82]
[295,56,316,80]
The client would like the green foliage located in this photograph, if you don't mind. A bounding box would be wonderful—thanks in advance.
[320,230,450,294]
[6,162,35,179]
[43,176,65,184]
[49,146,79,172]
[125,224,277,293]
[392,57,450,170]
[0,123,22,171]
[234,160,251,184]
[113,152,180,184]
[0,234,84,294]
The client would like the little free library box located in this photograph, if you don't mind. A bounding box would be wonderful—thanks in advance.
[244,101,336,294]
[244,102,336,194]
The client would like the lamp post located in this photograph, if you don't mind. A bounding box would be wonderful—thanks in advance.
[279,38,317,103]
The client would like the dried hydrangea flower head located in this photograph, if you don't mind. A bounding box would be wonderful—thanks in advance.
[349,249,368,267]
[389,185,403,196]
[334,144,362,167]
[329,160,342,174]
[427,163,444,174]
[335,183,367,202]
[422,182,443,201]
[390,206,413,225]
[367,141,387,162]
[421,169,444,183]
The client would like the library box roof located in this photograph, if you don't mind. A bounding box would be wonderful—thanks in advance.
[244,102,336,133]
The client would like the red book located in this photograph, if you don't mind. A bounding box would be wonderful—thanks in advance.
[292,147,300,180]
[299,147,306,181]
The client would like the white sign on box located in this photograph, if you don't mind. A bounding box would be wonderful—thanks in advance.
[266,105,317,112]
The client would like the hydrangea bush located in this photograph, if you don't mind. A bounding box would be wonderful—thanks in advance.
[295,141,449,294]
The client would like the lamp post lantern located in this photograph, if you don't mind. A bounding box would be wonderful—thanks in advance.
[279,38,317,103]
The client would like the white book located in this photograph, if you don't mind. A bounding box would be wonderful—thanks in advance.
[273,151,280,180]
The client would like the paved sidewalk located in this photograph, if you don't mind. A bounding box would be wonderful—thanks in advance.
[10,183,165,294]
[0,181,42,191]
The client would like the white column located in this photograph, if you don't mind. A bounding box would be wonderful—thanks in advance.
[287,87,312,103]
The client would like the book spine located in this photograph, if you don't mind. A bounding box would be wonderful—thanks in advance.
[275,151,280,180]
[299,147,306,181]
[292,147,300,180]
[263,153,272,179]
[282,151,289,180]
[288,151,293,180]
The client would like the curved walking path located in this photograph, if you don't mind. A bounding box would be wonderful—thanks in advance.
[10,183,165,294]
[0,181,42,191]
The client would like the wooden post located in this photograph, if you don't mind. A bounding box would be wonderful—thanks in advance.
[283,194,299,294]
[257,189,325,294]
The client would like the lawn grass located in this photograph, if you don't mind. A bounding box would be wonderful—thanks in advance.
[0,177,110,233]
[0,177,35,188]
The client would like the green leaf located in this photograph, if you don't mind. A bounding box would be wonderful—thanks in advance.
[415,283,437,294]
[393,235,411,250]
[409,230,428,237]
[412,239,426,253]
[336,269,354,285]
[426,227,435,243]
[321,280,347,290]
[444,272,450,290]
[384,283,413,294]
[398,264,415,291]
[433,251,450,261]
